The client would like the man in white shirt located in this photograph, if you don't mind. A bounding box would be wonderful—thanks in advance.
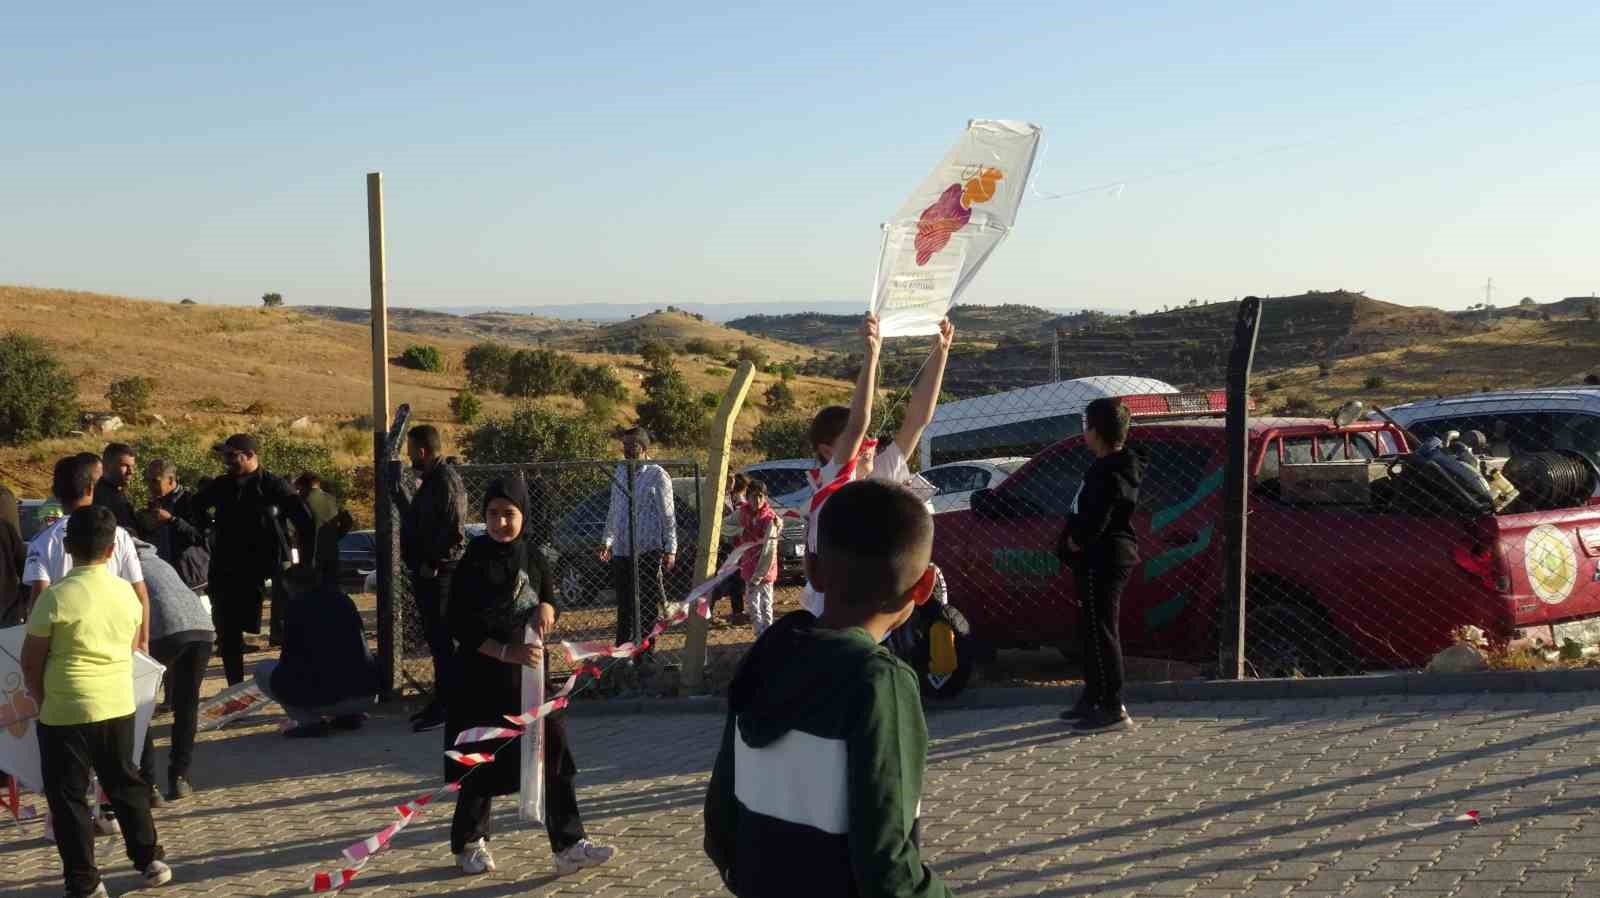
[599,427,677,656]
[800,316,953,619]
[24,454,150,650]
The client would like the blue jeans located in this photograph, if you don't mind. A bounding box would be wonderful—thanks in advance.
[254,661,375,726]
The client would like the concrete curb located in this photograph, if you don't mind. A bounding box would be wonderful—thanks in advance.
[560,668,1600,718]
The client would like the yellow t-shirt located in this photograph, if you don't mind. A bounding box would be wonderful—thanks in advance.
[24,563,141,726]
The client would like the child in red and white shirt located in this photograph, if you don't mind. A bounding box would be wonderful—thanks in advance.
[738,480,781,635]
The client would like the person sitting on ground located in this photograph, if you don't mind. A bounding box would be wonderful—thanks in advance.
[132,540,214,804]
[21,507,173,898]
[252,571,380,738]
[705,479,951,898]
[1056,397,1143,735]
[445,473,615,877]
[93,443,139,532]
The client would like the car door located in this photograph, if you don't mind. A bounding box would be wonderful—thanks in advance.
[934,444,1094,644]
[1122,439,1224,659]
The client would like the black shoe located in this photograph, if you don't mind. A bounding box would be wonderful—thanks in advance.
[284,721,332,739]
[411,705,447,733]
[1059,699,1095,722]
[1071,705,1133,735]
[331,713,368,731]
[167,776,194,801]
[241,642,265,655]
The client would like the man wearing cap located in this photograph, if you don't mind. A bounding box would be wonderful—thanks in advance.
[192,434,316,685]
[599,427,676,657]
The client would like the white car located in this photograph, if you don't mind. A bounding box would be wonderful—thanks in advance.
[737,459,816,507]
[1382,387,1600,494]
[919,458,1030,514]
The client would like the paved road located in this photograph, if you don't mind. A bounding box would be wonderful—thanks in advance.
[7,693,1600,897]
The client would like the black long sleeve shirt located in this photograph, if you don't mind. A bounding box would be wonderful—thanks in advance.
[1060,448,1144,569]
[392,461,467,572]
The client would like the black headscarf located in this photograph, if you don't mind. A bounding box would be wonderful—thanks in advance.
[481,471,531,526]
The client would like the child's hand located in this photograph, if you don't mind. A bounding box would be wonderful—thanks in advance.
[935,318,954,352]
[862,314,882,356]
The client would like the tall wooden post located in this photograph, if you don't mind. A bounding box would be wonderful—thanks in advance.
[1223,296,1262,680]
[367,172,400,700]
[682,361,757,692]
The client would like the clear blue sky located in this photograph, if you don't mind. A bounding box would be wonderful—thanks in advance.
[3,2,1596,313]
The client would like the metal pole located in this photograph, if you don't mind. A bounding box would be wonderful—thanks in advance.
[627,461,639,652]
[367,172,399,700]
[1223,296,1263,680]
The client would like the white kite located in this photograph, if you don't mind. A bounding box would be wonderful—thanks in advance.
[0,626,164,792]
[870,119,1042,337]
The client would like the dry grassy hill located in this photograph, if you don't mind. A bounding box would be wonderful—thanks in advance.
[301,305,597,345]
[0,287,854,502]
[554,309,814,361]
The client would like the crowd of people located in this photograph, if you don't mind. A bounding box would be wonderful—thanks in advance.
[3,313,1151,897]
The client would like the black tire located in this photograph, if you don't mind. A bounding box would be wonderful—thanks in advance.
[1237,603,1354,678]
[909,629,976,700]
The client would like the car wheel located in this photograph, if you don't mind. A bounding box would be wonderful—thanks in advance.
[910,621,976,700]
[1236,604,1353,678]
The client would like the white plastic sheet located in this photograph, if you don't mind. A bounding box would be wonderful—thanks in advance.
[871,119,1042,337]
[518,625,545,825]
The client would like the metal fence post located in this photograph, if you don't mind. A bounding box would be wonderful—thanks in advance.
[626,461,638,650]
[1223,296,1263,680]
[683,361,757,692]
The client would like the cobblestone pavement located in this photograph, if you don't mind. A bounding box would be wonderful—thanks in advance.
[7,690,1600,897]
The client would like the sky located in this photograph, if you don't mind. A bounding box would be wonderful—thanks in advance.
[3,2,1597,314]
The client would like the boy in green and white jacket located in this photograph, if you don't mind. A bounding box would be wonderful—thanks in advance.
[704,479,952,898]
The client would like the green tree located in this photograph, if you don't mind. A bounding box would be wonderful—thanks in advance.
[736,344,769,369]
[400,344,444,372]
[106,376,157,424]
[571,363,628,403]
[1363,374,1387,390]
[638,337,675,372]
[261,292,284,308]
[465,405,610,463]
[463,341,513,393]
[451,390,483,424]
[0,332,80,445]
[751,416,812,460]
[764,380,798,414]
[506,349,578,398]
[684,337,724,356]
[634,367,707,447]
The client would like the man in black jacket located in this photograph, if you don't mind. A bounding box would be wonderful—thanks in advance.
[1057,398,1144,735]
[93,442,140,531]
[138,459,209,588]
[390,425,467,733]
[192,434,315,685]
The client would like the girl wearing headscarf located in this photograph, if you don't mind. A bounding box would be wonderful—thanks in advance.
[444,472,616,876]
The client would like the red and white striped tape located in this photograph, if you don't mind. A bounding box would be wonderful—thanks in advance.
[504,696,569,727]
[451,726,522,746]
[442,751,493,767]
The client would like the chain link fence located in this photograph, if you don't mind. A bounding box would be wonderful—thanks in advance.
[385,458,792,696]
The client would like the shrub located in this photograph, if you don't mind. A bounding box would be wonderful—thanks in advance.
[1263,379,1283,392]
[773,362,797,382]
[256,428,348,498]
[705,366,729,376]
[106,376,157,423]
[635,367,707,447]
[129,429,216,497]
[261,292,284,308]
[400,344,444,373]
[736,344,769,368]
[464,341,513,393]
[242,400,274,417]
[751,416,811,460]
[571,364,628,403]
[506,349,577,398]
[1363,374,1387,390]
[192,395,226,410]
[1277,396,1321,417]
[179,298,197,305]
[451,390,483,425]
[700,391,722,411]
[638,337,675,372]
[465,405,609,464]
[764,380,798,414]
[0,332,80,446]
[684,337,724,357]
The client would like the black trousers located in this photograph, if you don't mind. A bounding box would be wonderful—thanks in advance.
[268,577,290,646]
[449,710,586,854]
[611,552,664,648]
[141,639,214,785]
[211,577,265,685]
[1075,564,1134,710]
[411,565,456,701]
[713,572,745,616]
[39,715,165,897]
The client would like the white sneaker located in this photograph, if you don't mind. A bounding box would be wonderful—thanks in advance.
[94,813,121,837]
[143,860,173,887]
[554,839,616,875]
[81,884,110,898]
[455,839,495,875]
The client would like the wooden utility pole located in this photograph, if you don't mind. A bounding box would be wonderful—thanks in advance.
[367,172,400,699]
[681,361,757,692]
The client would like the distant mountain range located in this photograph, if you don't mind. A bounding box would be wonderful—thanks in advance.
[433,300,1109,323]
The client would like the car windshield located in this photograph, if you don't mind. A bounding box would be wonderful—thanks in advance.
[746,467,811,498]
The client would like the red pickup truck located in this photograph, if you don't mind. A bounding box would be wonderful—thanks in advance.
[933,416,1600,680]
